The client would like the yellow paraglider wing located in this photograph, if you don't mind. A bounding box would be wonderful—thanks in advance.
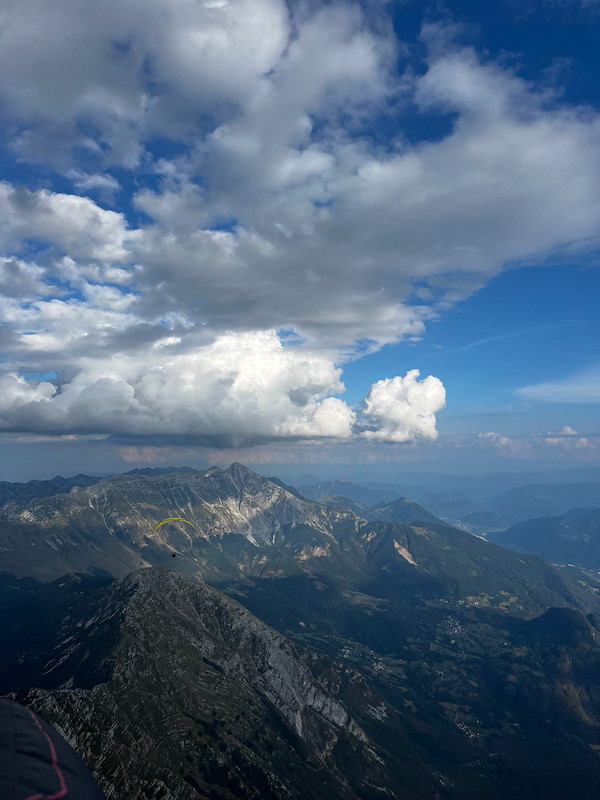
[150,517,198,536]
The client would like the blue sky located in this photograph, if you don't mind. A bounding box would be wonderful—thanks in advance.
[344,261,600,432]
[0,0,598,479]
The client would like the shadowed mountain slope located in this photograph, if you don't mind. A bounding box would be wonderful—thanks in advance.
[489,508,600,569]
[2,568,437,800]
[3,565,600,800]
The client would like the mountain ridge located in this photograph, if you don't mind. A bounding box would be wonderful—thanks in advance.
[4,567,410,800]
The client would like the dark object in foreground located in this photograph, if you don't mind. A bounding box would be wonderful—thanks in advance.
[171,552,177,557]
[0,698,106,799]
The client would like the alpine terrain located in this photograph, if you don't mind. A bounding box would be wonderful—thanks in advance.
[1,465,600,799]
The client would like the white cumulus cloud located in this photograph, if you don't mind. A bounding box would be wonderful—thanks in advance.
[0,331,443,445]
[360,371,446,443]
[0,182,129,264]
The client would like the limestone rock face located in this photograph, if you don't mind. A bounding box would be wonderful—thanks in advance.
[0,464,347,580]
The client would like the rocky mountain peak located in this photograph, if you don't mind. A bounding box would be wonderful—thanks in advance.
[227,461,258,480]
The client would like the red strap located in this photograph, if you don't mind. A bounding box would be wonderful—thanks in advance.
[22,709,68,800]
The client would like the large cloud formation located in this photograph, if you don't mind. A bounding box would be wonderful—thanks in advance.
[0,1,598,445]
[0,332,445,445]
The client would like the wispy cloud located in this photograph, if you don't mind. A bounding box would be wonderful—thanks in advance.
[455,321,589,352]
[517,368,600,403]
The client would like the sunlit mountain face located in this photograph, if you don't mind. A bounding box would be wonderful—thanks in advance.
[1,2,600,799]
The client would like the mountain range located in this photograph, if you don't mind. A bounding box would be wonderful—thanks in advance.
[312,494,445,527]
[2,464,600,798]
[295,474,600,533]
[0,473,99,507]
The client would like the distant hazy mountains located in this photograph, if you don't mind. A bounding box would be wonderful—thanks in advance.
[490,482,600,523]
[490,507,600,570]
[297,478,400,506]
[312,492,444,526]
[0,473,99,507]
[4,467,598,534]
[2,465,600,798]
[296,474,600,532]
[296,477,485,526]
